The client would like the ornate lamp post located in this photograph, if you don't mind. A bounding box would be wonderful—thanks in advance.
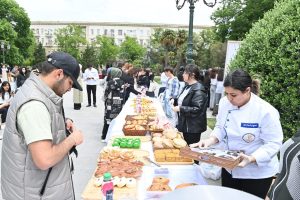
[146,46,151,67]
[176,0,216,64]
[0,41,10,64]
[143,46,151,67]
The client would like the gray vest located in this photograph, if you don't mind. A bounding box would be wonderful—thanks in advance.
[1,73,75,200]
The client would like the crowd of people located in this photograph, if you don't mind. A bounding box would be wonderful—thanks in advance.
[0,64,31,124]
[0,52,298,200]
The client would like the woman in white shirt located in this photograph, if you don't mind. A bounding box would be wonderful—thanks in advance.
[0,81,13,123]
[215,68,224,106]
[191,69,283,199]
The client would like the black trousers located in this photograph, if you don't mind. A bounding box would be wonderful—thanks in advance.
[86,85,97,105]
[221,168,273,199]
[182,132,201,145]
[101,121,109,140]
[0,107,8,123]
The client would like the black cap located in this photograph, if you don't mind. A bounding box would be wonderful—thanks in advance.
[47,52,82,91]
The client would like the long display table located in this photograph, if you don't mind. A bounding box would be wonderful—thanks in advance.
[82,96,207,200]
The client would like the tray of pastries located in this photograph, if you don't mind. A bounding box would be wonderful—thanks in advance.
[125,115,148,121]
[152,128,187,149]
[154,149,193,165]
[179,147,243,169]
[123,124,148,136]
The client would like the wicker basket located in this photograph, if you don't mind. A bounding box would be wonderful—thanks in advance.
[179,147,242,169]
[125,115,148,121]
[122,127,149,136]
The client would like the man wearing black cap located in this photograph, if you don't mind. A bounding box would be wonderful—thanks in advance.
[1,52,84,200]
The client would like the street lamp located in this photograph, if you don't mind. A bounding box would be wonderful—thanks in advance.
[146,46,151,67]
[143,46,151,67]
[0,41,10,64]
[176,0,217,64]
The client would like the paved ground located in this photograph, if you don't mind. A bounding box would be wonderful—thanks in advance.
[0,83,220,200]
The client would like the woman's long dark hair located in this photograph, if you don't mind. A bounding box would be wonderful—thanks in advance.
[184,64,201,81]
[19,67,28,77]
[1,81,12,100]
[224,69,260,95]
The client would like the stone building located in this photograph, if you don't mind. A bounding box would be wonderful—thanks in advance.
[31,21,210,54]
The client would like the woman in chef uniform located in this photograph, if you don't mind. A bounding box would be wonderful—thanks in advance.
[191,69,283,199]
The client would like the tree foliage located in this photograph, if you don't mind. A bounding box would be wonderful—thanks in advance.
[212,0,276,42]
[80,45,98,70]
[230,0,300,138]
[0,0,35,64]
[95,36,119,66]
[55,25,87,60]
[119,36,145,62]
[149,28,226,72]
[33,42,46,65]
[194,29,227,69]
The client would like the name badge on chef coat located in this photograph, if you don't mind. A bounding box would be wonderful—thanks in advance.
[241,123,259,128]
[242,133,255,143]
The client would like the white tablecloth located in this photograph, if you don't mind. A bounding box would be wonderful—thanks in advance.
[160,185,262,200]
[104,95,208,199]
[105,95,165,142]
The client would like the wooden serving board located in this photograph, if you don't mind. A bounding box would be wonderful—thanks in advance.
[155,160,194,165]
[132,149,150,159]
[179,147,242,169]
[82,177,137,200]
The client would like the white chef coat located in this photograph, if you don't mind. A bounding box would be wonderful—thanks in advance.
[211,93,283,179]
[84,68,99,85]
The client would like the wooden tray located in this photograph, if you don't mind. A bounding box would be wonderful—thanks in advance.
[123,128,149,136]
[82,175,137,200]
[125,115,148,121]
[153,149,194,165]
[132,149,150,159]
[97,149,150,165]
[179,147,242,169]
[155,160,194,165]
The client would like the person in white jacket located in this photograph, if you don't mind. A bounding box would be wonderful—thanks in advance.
[83,64,99,107]
[191,69,283,199]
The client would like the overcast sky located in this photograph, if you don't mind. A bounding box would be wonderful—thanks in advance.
[15,0,217,26]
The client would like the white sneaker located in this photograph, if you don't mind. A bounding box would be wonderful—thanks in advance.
[101,139,106,143]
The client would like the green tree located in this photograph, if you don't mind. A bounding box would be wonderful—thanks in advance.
[230,0,300,138]
[55,25,87,60]
[209,41,227,69]
[149,28,165,71]
[174,30,188,69]
[80,45,98,70]
[212,0,275,42]
[149,28,225,72]
[119,36,145,62]
[0,0,35,64]
[95,36,119,66]
[160,29,176,67]
[194,29,226,69]
[33,42,46,64]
